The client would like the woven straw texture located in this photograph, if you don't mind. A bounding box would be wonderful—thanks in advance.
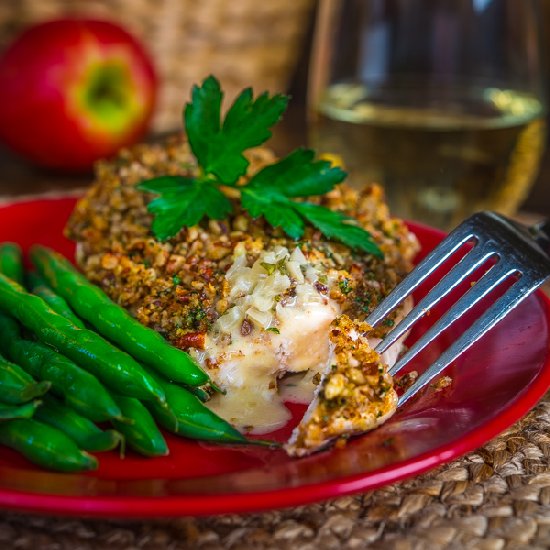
[0,0,314,132]
[1,391,550,549]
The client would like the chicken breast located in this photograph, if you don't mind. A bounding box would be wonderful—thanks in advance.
[66,136,419,448]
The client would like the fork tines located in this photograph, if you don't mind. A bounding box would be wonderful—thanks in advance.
[366,212,550,407]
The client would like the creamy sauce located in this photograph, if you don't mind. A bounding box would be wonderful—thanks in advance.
[196,246,412,435]
[197,284,341,434]
[194,245,341,434]
[207,386,292,434]
[279,370,324,404]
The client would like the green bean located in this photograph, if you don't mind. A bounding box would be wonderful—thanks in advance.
[27,272,86,329]
[0,243,23,284]
[148,375,247,444]
[0,400,41,420]
[0,273,165,403]
[0,419,98,472]
[0,350,50,405]
[112,396,168,457]
[185,384,211,403]
[0,312,121,422]
[31,246,209,387]
[35,395,122,452]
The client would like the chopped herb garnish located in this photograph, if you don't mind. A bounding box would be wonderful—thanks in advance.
[185,306,207,329]
[339,278,352,295]
[138,76,383,257]
[172,275,181,285]
[266,327,280,334]
[276,259,287,274]
[260,262,276,275]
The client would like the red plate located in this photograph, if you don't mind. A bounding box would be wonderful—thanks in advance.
[0,196,549,518]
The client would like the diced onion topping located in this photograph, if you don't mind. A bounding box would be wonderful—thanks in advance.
[215,245,335,335]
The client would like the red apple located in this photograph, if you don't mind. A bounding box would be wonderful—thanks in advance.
[0,18,157,171]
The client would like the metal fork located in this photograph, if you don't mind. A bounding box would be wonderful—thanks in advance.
[365,211,550,407]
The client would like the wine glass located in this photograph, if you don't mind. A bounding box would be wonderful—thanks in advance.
[308,0,547,230]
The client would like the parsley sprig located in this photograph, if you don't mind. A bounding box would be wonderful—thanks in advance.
[138,76,382,257]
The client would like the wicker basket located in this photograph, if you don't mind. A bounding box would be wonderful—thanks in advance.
[0,0,314,132]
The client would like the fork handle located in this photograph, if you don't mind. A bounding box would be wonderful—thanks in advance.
[531,219,550,255]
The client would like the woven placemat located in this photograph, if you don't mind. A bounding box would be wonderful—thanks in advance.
[1,392,550,550]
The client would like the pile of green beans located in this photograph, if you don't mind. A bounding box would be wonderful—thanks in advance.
[0,243,264,473]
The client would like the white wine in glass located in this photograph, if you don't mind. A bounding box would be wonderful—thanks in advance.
[309,0,547,230]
